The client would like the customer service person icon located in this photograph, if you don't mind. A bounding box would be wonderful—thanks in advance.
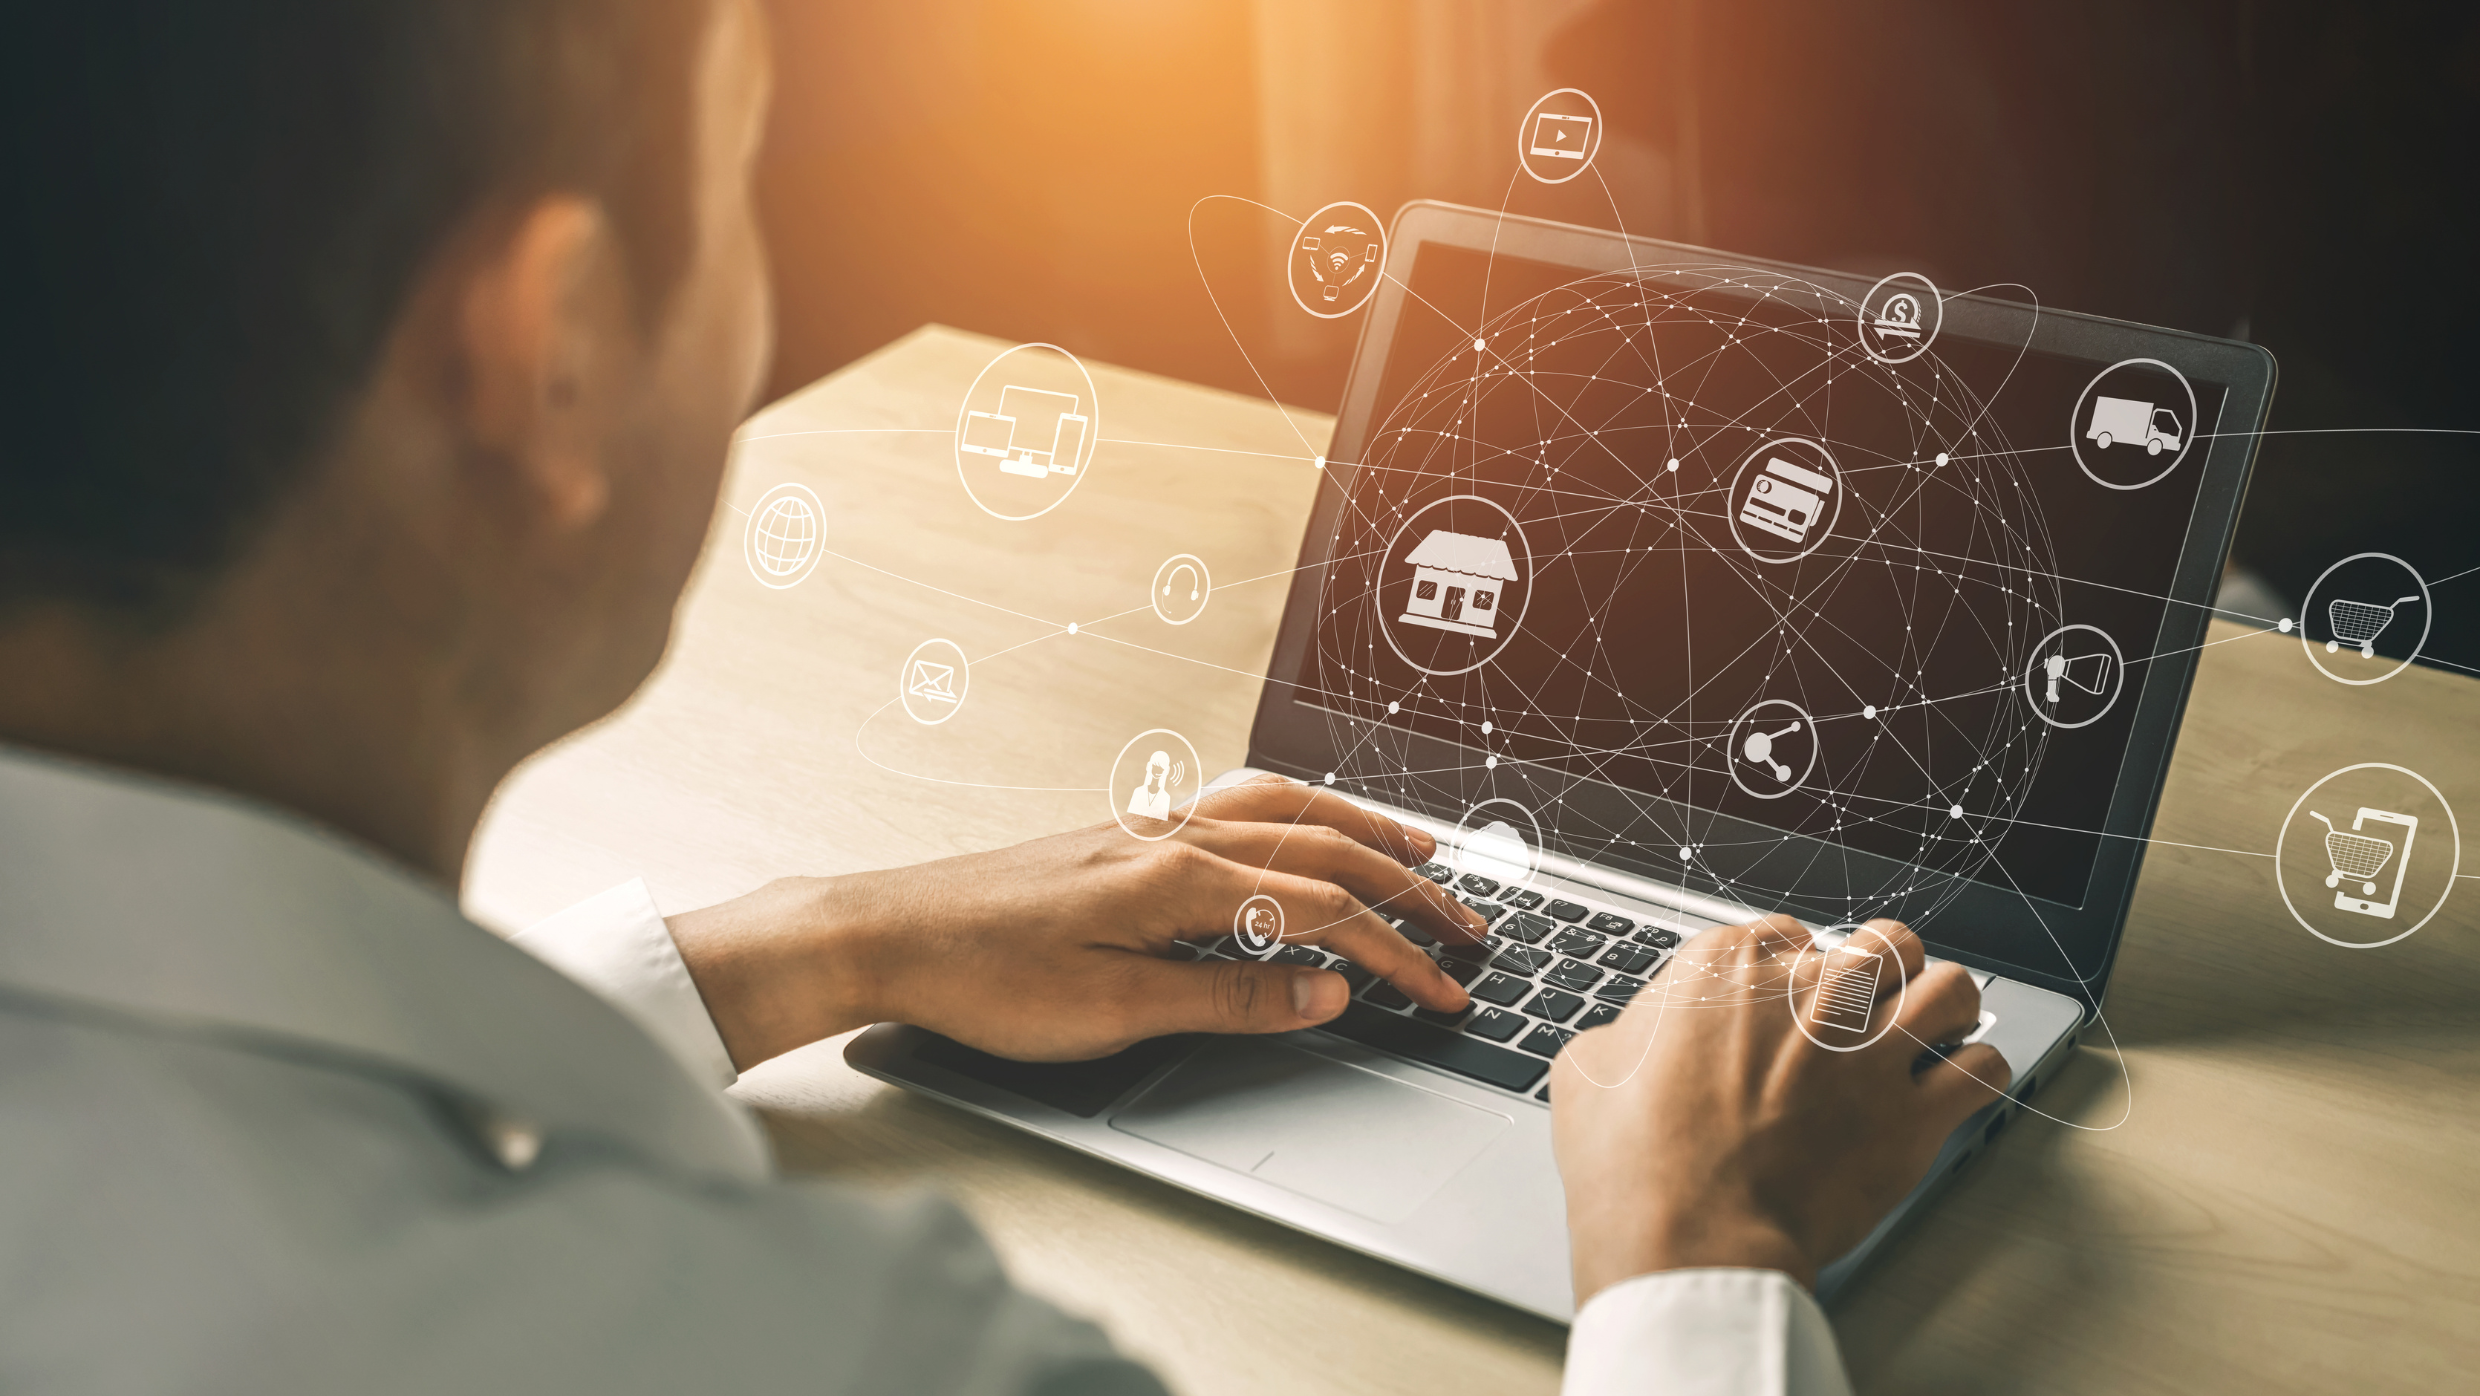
[1127,750,1177,821]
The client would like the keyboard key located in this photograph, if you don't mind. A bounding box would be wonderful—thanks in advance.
[1595,973,1647,1003]
[1535,1083,1552,1102]
[1586,912,1635,936]
[1631,926,1683,950]
[1436,954,1488,987]
[1544,958,1605,992]
[1491,945,1554,976]
[1576,1002,1621,1030]
[1523,988,1586,1022]
[1387,915,1438,947]
[1362,982,1413,1011]
[1457,873,1500,898]
[1471,972,1533,1007]
[1549,928,1607,959]
[1501,911,1555,945]
[1517,1024,1577,1058]
[1460,898,1510,925]
[1415,862,1453,884]
[1414,1003,1472,1028]
[1466,1007,1527,1042]
[1597,944,1658,975]
[1272,946,1323,966]
[1315,1001,1549,1092]
[1503,889,1545,911]
[1545,899,1589,923]
[1163,942,1202,961]
[1328,961,1376,993]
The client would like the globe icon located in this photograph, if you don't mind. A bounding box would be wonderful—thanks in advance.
[752,494,819,577]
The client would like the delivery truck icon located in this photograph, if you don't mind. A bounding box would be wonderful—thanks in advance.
[2085,395,2183,456]
[1738,456,1836,547]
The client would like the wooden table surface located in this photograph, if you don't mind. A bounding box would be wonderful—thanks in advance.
[468,324,2479,1396]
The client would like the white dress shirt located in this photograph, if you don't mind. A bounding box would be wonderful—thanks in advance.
[0,745,1851,1393]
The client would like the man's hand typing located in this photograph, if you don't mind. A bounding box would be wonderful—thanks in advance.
[663,774,1488,1070]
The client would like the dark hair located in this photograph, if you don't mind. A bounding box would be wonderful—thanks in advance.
[0,0,707,621]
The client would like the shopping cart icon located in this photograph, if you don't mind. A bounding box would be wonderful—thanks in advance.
[2310,810,2393,895]
[2324,594,2420,659]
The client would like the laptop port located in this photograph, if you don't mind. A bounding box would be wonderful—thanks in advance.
[1983,1110,2009,1146]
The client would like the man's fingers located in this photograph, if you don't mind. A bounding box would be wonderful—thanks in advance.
[1112,955,1353,1040]
[1889,960,1984,1043]
[1916,1042,2011,1122]
[1845,919,1927,986]
[1179,818,1484,946]
[1189,864,1469,1013]
[1193,775,1438,867]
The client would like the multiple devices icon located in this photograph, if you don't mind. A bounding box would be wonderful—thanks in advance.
[963,384,1089,479]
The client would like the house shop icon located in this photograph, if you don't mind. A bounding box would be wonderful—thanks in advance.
[1399,529,1520,639]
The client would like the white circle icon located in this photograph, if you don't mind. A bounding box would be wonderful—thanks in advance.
[1233,895,1285,955]
[2023,623,2126,729]
[1151,553,1212,626]
[954,343,1100,522]
[1729,699,1818,799]
[2275,764,2460,949]
[2298,552,2430,685]
[1518,89,1604,184]
[1111,728,1203,841]
[1787,923,1911,1053]
[1288,202,1388,319]
[2069,358,2199,490]
[1857,273,1942,365]
[742,483,826,589]
[1728,439,1842,564]
[898,638,971,725]
[1378,495,1533,677]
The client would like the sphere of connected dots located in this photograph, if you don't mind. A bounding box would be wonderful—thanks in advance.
[1310,264,2064,922]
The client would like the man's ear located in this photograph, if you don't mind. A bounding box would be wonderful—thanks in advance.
[454,197,629,531]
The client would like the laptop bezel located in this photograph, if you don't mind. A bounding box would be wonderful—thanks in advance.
[1245,200,2275,1012]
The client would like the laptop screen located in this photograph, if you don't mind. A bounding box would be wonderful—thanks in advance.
[1280,240,2231,929]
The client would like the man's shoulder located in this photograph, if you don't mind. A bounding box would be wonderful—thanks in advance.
[0,1001,955,1393]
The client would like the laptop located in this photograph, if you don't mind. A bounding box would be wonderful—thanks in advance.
[849,201,2276,1319]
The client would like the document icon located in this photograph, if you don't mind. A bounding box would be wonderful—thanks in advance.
[907,659,959,705]
[1809,946,1883,1035]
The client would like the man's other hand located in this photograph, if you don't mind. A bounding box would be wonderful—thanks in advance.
[1550,915,2010,1302]
[664,774,1488,1069]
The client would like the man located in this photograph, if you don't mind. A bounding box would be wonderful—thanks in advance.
[0,1,2007,1391]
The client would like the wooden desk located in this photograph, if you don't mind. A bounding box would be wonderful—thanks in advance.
[469,325,2478,1396]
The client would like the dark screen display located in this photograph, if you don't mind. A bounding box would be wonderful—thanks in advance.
[1288,244,2227,915]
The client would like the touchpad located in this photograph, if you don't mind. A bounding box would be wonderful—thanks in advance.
[1108,1038,1509,1224]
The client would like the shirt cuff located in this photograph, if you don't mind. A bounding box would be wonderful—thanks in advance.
[511,879,739,1089]
[1561,1268,1853,1396]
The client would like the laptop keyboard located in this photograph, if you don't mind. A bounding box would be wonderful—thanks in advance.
[1185,862,1713,1102]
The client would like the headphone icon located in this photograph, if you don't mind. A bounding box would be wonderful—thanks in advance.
[1151,554,1211,624]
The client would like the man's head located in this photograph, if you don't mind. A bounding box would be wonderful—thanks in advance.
[0,0,775,874]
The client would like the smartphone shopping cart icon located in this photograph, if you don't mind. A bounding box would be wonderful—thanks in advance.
[2310,807,2418,919]
[1738,457,1836,547]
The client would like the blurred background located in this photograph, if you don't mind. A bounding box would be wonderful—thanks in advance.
[752,0,2480,671]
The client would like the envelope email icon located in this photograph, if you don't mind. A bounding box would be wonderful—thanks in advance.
[907,659,959,704]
